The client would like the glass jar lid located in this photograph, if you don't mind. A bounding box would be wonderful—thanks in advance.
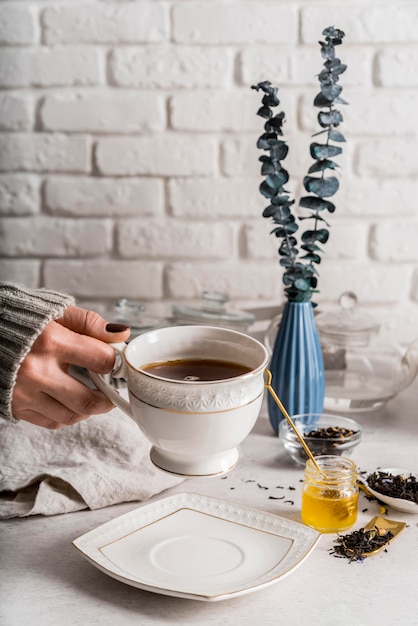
[316,292,380,347]
[110,299,163,338]
[171,291,255,330]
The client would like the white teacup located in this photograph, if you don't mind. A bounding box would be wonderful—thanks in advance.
[89,325,269,477]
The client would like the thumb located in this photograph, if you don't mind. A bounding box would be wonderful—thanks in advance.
[57,305,131,343]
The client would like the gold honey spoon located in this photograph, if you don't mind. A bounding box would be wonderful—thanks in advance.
[264,368,323,474]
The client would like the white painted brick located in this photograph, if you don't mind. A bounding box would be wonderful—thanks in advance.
[170,91,259,132]
[324,220,368,261]
[42,3,168,44]
[0,93,34,131]
[117,220,235,259]
[301,5,418,43]
[109,46,232,88]
[0,4,38,44]
[41,90,166,133]
[44,260,163,299]
[0,259,40,286]
[338,178,418,217]
[173,2,297,44]
[242,221,278,260]
[376,48,418,87]
[45,176,164,217]
[166,261,282,300]
[96,135,217,176]
[0,133,90,173]
[355,139,418,177]
[0,47,103,88]
[0,217,112,256]
[168,177,262,218]
[370,220,418,262]
[319,262,412,304]
[0,174,39,215]
[239,47,292,87]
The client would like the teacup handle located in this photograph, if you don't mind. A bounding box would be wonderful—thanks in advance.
[88,342,133,419]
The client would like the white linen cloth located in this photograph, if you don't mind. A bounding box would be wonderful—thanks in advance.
[0,398,183,519]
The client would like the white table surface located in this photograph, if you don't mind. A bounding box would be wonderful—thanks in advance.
[1,379,418,626]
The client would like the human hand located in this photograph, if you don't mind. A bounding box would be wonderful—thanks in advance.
[11,306,131,429]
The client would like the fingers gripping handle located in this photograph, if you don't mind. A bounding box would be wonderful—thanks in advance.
[88,342,133,418]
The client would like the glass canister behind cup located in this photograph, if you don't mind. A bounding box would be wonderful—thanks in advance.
[301,455,359,533]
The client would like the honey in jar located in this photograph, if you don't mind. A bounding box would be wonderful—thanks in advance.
[301,455,358,533]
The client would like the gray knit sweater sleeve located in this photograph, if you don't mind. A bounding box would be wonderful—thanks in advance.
[0,283,75,421]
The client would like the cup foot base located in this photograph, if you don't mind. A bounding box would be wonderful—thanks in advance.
[149,446,240,477]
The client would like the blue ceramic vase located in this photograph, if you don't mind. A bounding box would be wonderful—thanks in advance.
[267,301,325,433]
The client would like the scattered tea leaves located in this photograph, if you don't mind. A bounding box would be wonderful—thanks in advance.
[330,526,394,563]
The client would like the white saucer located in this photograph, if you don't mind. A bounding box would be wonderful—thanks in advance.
[73,492,320,602]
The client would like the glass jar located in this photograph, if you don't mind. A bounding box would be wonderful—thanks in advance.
[301,455,358,533]
[109,299,165,340]
[171,291,255,332]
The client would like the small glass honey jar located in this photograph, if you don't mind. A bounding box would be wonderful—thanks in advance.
[301,455,359,533]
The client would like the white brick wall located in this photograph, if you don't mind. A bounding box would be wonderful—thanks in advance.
[1,0,417,344]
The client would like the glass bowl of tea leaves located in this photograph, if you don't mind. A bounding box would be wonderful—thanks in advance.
[279,413,362,466]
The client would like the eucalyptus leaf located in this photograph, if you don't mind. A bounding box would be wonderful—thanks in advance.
[302,228,329,244]
[318,110,343,127]
[264,205,292,220]
[314,92,332,108]
[299,196,336,212]
[266,171,289,189]
[271,224,298,238]
[269,141,289,160]
[329,129,346,142]
[310,143,342,159]
[260,159,277,175]
[280,257,295,268]
[303,175,339,197]
[320,83,343,101]
[259,180,275,198]
[301,252,322,264]
[257,132,280,150]
[257,106,272,119]
[308,159,338,173]
[271,194,294,207]
[262,92,279,107]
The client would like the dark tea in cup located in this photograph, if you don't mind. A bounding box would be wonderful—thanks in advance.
[141,359,252,382]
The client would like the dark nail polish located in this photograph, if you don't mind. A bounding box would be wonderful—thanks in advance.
[106,323,130,333]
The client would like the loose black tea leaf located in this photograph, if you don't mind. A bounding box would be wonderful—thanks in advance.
[288,426,360,463]
[330,526,394,563]
[366,471,418,504]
